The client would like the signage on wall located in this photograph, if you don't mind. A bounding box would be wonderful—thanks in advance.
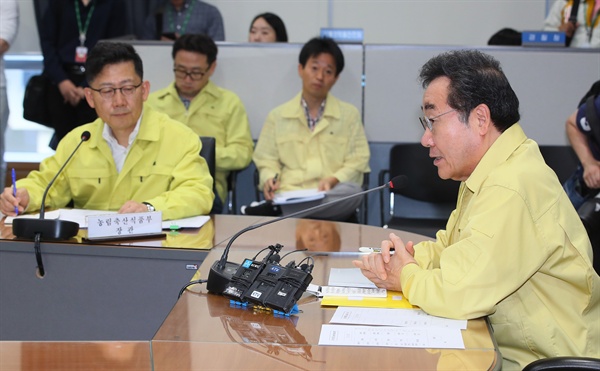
[320,28,364,44]
[521,31,566,47]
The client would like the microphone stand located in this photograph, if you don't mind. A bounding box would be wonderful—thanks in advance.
[12,131,91,276]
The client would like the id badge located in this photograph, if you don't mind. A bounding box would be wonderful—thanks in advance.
[75,46,88,63]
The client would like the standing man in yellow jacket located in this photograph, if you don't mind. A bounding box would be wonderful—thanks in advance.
[0,42,214,220]
[147,34,253,213]
[354,50,599,369]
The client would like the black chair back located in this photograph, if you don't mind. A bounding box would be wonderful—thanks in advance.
[200,136,221,213]
[200,136,216,183]
[538,145,578,184]
[523,356,600,371]
[389,143,460,203]
[378,143,460,236]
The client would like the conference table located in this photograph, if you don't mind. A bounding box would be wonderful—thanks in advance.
[0,214,500,370]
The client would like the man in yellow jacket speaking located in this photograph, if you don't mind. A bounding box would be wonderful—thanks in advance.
[354,50,599,370]
[0,42,214,220]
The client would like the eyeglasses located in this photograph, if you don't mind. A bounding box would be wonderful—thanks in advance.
[173,67,208,81]
[89,82,143,100]
[419,109,456,131]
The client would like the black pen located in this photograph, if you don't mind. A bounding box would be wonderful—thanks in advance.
[269,173,279,193]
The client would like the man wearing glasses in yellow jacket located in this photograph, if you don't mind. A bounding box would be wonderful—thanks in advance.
[0,42,214,220]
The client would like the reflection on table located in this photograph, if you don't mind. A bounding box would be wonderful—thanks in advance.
[152,248,499,371]
[0,342,150,370]
[2,213,431,252]
[295,219,341,252]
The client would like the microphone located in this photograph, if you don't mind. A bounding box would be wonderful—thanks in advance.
[13,131,91,241]
[206,175,407,294]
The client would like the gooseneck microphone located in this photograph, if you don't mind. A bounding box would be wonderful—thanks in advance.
[206,175,407,294]
[12,131,91,276]
[39,130,91,219]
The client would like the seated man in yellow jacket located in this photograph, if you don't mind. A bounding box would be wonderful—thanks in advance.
[252,37,370,221]
[147,34,253,213]
[354,50,599,369]
[0,41,214,220]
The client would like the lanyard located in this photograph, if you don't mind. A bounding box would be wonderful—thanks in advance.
[585,1,600,42]
[75,0,96,46]
[167,0,196,35]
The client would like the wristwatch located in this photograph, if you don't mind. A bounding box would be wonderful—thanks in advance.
[142,202,155,212]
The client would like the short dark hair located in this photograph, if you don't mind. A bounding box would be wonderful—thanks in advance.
[172,34,218,66]
[299,37,344,77]
[85,41,144,84]
[250,13,288,42]
[419,49,520,132]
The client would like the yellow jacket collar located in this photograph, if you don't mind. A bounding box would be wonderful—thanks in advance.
[282,92,342,120]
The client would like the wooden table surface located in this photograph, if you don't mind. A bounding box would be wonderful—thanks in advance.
[0,215,499,370]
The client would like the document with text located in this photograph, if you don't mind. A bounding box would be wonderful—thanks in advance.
[318,324,465,349]
[318,306,466,349]
[329,307,467,329]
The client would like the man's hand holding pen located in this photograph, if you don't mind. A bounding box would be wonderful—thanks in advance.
[263,173,279,201]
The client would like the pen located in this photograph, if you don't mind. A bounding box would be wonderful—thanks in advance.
[11,168,18,215]
[269,173,279,193]
[358,246,395,254]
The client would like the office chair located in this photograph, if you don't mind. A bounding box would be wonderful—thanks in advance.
[538,145,578,184]
[522,357,600,371]
[199,137,216,182]
[199,136,220,214]
[379,143,459,237]
[538,145,599,273]
[358,172,370,224]
[226,170,238,214]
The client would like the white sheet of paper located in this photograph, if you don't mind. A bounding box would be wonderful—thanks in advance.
[5,210,60,223]
[162,215,210,230]
[318,324,465,349]
[327,268,377,288]
[330,307,467,329]
[272,189,326,205]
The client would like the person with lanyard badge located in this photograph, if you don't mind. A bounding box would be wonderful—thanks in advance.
[143,0,225,41]
[544,0,600,48]
[39,0,128,150]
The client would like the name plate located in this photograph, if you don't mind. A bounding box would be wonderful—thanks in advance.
[521,31,566,47]
[320,28,364,44]
[86,211,162,240]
